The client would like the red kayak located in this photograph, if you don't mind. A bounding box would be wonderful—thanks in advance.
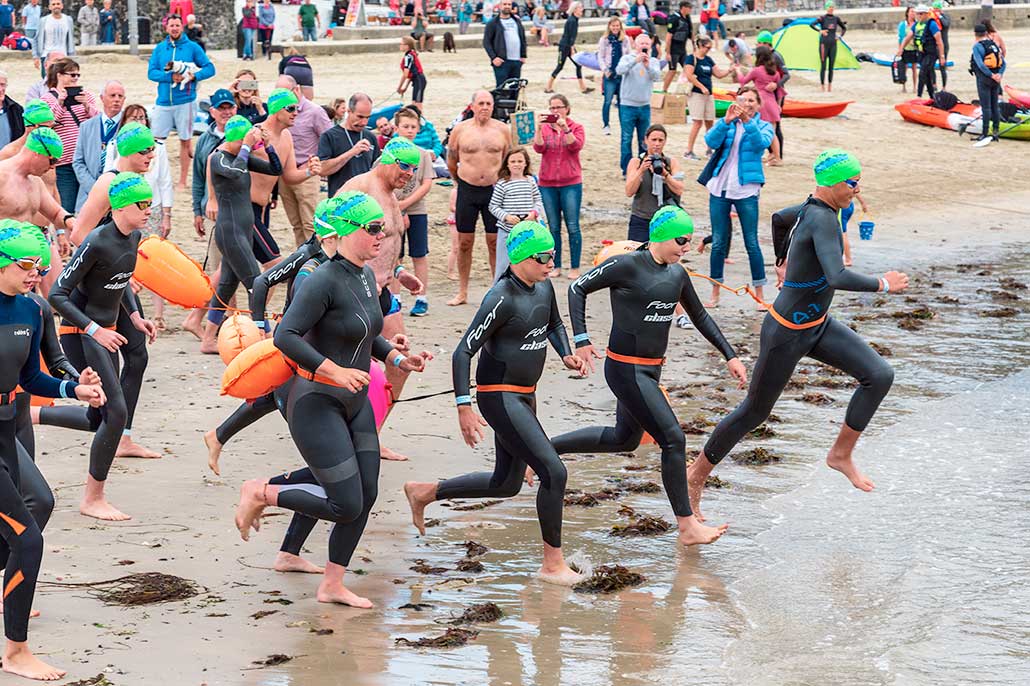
[713,92,852,119]
[1004,85,1030,108]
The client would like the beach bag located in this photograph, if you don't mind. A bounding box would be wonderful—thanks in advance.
[891,57,905,84]
[932,91,959,111]
[509,84,535,146]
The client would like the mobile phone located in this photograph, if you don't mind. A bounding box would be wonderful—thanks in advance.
[63,86,83,108]
[542,113,559,123]
[238,79,259,91]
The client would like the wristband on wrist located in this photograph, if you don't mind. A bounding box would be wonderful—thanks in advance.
[394,265,406,278]
[56,229,66,236]
[85,321,100,337]
[455,395,472,406]
[392,354,404,368]
[880,277,890,293]
[573,333,591,344]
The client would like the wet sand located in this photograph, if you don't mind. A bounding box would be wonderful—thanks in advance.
[6,27,1030,685]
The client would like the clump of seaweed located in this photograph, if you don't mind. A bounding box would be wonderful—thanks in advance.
[705,476,731,489]
[455,558,484,573]
[620,480,660,494]
[462,541,488,558]
[610,515,672,537]
[446,602,503,625]
[70,572,202,606]
[623,463,652,472]
[395,628,479,648]
[998,277,1027,290]
[732,447,782,466]
[869,342,893,357]
[572,565,646,594]
[979,307,1019,318]
[564,491,600,507]
[800,392,833,405]
[67,676,114,686]
[680,414,715,434]
[410,560,448,575]
[748,425,777,439]
[252,654,296,667]
[451,499,504,512]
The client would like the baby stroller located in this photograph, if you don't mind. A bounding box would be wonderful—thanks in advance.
[491,78,528,123]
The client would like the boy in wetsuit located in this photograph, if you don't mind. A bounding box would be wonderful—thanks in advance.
[404,221,588,587]
[553,206,743,547]
[688,150,909,521]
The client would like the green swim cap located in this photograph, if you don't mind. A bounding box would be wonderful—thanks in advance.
[23,225,50,268]
[756,30,773,45]
[824,0,834,8]
[649,206,694,243]
[0,220,45,268]
[116,122,156,157]
[108,171,153,210]
[813,149,862,187]
[380,137,422,167]
[506,221,554,265]
[267,88,299,115]
[22,99,54,126]
[24,127,63,160]
[318,191,385,237]
[224,115,252,143]
[932,0,943,8]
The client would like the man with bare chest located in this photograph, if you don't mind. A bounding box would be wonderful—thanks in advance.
[339,137,425,460]
[447,90,511,306]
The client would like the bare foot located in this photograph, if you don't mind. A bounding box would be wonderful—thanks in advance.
[447,271,459,281]
[379,445,409,462]
[403,481,436,535]
[204,430,223,475]
[79,497,131,521]
[567,269,580,279]
[1,645,66,681]
[199,340,219,355]
[678,517,728,546]
[446,293,468,306]
[826,451,875,491]
[724,257,736,265]
[844,258,853,267]
[182,315,203,340]
[316,582,374,608]
[273,551,325,574]
[536,564,585,586]
[115,438,161,459]
[768,158,782,167]
[234,479,268,541]
[704,300,720,308]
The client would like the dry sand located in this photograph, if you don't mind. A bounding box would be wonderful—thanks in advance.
[3,26,1030,685]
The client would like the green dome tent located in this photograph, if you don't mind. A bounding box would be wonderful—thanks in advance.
[771,18,861,71]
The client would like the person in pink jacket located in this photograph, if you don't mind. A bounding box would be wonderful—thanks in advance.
[532,93,585,278]
[736,45,782,165]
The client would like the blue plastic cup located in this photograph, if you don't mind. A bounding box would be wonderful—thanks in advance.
[859,220,875,241]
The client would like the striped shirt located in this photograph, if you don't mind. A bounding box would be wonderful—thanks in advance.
[41,91,99,166]
[489,177,543,232]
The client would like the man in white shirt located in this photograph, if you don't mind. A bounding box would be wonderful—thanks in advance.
[32,0,75,78]
[483,0,526,87]
[71,80,124,210]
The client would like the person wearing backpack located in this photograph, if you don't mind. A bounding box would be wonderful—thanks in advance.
[969,23,1005,144]
[931,1,950,89]
[897,5,944,99]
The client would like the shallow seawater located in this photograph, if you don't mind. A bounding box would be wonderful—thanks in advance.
[261,247,1029,686]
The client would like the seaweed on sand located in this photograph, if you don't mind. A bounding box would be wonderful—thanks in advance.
[732,447,782,466]
[610,515,672,537]
[572,565,646,594]
[446,602,503,625]
[395,628,479,648]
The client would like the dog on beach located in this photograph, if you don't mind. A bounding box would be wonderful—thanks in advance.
[164,60,198,90]
[443,32,456,53]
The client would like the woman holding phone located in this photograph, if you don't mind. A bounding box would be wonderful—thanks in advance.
[533,94,585,279]
[40,57,99,213]
[231,69,267,124]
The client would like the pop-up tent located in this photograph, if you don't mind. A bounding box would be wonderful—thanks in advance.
[771,18,861,71]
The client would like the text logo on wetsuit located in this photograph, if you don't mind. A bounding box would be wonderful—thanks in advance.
[574,259,619,288]
[643,300,676,323]
[13,327,30,337]
[57,244,90,286]
[466,297,504,349]
[104,271,135,291]
[521,324,549,351]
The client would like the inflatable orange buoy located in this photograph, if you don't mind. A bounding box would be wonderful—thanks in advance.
[134,236,214,309]
[221,338,293,400]
[593,240,641,266]
[640,385,672,445]
[217,314,263,365]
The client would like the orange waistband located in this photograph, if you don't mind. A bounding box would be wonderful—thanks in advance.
[763,306,828,331]
[606,350,665,366]
[295,367,346,388]
[476,384,536,394]
[58,325,117,336]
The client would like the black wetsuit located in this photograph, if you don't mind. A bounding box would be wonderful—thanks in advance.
[207,145,282,326]
[551,247,736,518]
[0,292,78,643]
[270,254,395,567]
[440,269,573,548]
[937,10,950,88]
[49,221,140,482]
[812,14,846,86]
[703,198,894,464]
[249,235,322,331]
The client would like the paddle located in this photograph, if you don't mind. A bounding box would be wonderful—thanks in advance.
[974,112,1030,147]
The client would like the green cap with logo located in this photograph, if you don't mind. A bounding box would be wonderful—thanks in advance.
[813,148,862,187]
[756,30,774,45]
[0,220,45,268]
[23,224,50,268]
[108,171,153,210]
[267,88,299,115]
[223,115,252,143]
[25,127,63,159]
[649,206,694,243]
[380,137,422,167]
[116,122,156,157]
[22,99,55,126]
[506,220,554,265]
[316,191,385,237]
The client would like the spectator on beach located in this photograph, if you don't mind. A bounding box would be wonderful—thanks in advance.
[531,6,552,47]
[26,51,64,102]
[20,0,42,43]
[275,74,331,246]
[616,33,661,175]
[71,79,124,210]
[32,1,75,79]
[398,37,428,108]
[279,48,315,98]
[41,57,99,211]
[627,0,655,38]
[983,19,1006,59]
[231,68,267,124]
[319,93,380,198]
[754,30,789,157]
[598,15,631,137]
[241,0,258,61]
[970,22,1006,144]
[77,0,99,47]
[682,36,731,162]
[0,0,16,46]
[489,147,542,278]
[98,0,116,43]
[625,123,683,244]
[736,45,782,165]
[299,0,320,42]
[169,0,195,20]
[0,71,24,150]
[258,0,276,58]
[698,84,772,308]
[533,93,584,278]
[483,0,527,87]
[724,34,752,67]
[185,13,204,49]
[897,4,944,99]
[898,7,918,91]
[544,3,592,95]
[662,1,694,93]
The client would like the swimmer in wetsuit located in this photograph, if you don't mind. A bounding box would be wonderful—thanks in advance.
[234,192,432,609]
[55,123,161,459]
[49,172,157,522]
[811,2,847,92]
[0,221,104,681]
[551,206,744,546]
[404,221,589,586]
[688,150,909,521]
[199,116,283,355]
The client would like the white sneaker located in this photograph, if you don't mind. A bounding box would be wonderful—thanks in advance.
[675,315,692,329]
[603,126,611,135]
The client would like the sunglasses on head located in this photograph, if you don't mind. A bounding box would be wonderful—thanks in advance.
[674,236,691,246]
[283,104,299,113]
[0,250,47,276]
[530,251,555,265]
[844,179,860,189]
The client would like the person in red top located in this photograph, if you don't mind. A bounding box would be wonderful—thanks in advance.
[168,0,194,23]
[40,57,100,212]
[532,93,584,278]
[396,37,427,108]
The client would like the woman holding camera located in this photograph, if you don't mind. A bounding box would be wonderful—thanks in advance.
[533,94,585,279]
[41,57,99,213]
[625,124,684,244]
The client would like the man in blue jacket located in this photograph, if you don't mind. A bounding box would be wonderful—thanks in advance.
[147,14,215,190]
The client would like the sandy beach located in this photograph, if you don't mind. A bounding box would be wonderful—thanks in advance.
[3,22,1029,686]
